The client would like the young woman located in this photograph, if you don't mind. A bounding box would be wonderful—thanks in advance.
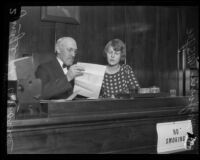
[100,39,140,98]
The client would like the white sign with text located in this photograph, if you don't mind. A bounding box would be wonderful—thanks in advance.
[156,120,193,154]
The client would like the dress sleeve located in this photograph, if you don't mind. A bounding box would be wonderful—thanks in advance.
[125,65,140,89]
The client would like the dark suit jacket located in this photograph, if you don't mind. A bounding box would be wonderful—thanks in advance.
[35,56,73,100]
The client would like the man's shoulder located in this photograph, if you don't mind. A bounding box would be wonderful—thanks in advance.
[38,57,57,69]
[35,57,59,78]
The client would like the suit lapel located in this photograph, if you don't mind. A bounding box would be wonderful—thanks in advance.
[51,56,74,86]
[51,57,65,77]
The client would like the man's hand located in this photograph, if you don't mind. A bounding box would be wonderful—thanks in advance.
[66,64,85,81]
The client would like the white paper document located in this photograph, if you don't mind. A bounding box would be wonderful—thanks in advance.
[73,62,106,99]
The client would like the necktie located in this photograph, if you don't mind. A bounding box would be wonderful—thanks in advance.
[62,64,67,69]
[62,63,69,69]
[63,64,73,85]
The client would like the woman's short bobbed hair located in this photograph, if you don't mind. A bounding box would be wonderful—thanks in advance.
[103,39,126,61]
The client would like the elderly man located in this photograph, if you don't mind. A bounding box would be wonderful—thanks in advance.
[35,37,84,99]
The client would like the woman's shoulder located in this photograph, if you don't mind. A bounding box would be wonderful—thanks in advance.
[121,64,133,71]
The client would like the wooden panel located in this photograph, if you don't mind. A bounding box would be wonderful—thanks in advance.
[125,6,157,87]
[8,113,198,154]
[13,97,192,125]
[7,97,198,154]
[78,6,126,64]
[178,7,199,51]
[55,22,81,48]
[47,97,189,117]
[154,7,179,93]
[20,7,55,53]
[18,7,55,68]
[125,6,179,92]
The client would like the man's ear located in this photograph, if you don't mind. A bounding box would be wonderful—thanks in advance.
[55,46,60,53]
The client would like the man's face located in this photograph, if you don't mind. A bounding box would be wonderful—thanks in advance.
[58,39,78,66]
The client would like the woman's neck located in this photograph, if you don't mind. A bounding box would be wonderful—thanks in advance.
[106,64,121,74]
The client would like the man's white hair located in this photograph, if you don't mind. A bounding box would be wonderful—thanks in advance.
[55,37,76,53]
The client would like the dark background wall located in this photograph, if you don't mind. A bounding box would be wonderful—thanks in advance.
[13,6,198,93]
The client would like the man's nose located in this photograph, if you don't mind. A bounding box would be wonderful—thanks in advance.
[71,51,76,57]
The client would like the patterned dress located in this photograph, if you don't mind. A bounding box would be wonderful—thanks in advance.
[100,64,140,98]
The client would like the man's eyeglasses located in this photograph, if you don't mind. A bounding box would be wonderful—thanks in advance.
[66,48,78,54]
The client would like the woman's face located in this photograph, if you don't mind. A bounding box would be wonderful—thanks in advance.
[106,46,121,66]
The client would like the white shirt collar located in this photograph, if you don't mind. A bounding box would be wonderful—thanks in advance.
[56,57,64,68]
[56,57,68,74]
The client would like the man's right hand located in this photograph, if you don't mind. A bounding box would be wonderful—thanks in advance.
[66,64,85,82]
